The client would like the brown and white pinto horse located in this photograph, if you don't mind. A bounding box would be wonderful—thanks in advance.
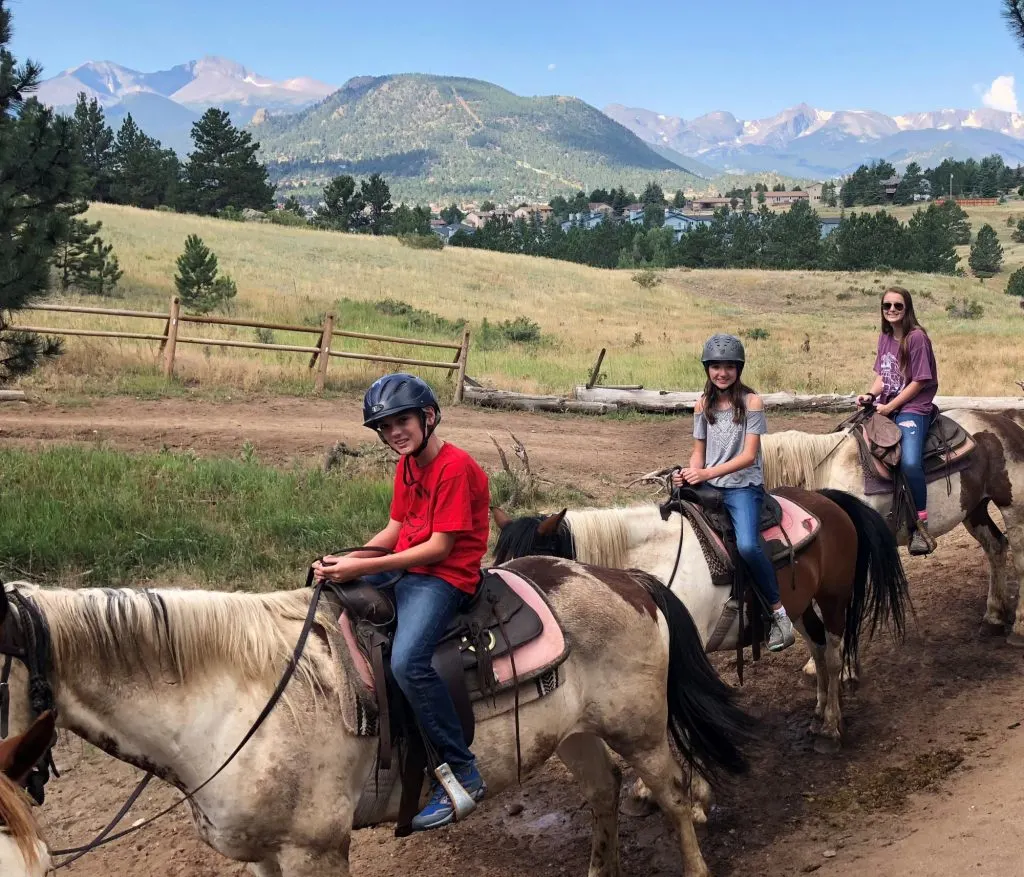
[493,486,911,754]
[761,409,1024,644]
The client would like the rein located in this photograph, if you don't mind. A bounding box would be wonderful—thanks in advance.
[0,549,387,868]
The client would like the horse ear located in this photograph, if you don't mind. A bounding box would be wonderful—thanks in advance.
[536,509,567,538]
[0,711,56,782]
[491,507,513,529]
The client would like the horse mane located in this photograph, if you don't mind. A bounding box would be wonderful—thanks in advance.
[492,515,575,564]
[11,584,333,690]
[0,772,41,871]
[761,430,848,491]
[564,508,635,570]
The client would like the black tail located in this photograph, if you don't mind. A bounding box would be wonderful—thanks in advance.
[817,488,911,670]
[633,570,754,782]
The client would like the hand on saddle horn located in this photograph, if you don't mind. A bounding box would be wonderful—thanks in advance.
[313,555,367,584]
[676,467,709,486]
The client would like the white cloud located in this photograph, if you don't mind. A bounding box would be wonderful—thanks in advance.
[982,75,1019,113]
[547,63,556,71]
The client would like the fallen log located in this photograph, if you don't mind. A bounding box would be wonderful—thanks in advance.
[464,386,617,414]
[0,390,26,402]
[574,387,1024,413]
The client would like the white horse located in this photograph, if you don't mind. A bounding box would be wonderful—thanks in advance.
[760,409,1024,644]
[0,560,751,877]
[0,711,54,877]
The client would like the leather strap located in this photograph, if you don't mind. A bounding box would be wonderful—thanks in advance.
[369,634,392,771]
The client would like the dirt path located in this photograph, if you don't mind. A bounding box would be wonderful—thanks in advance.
[4,395,1024,876]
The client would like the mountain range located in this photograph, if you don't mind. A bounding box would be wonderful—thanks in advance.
[604,102,1024,177]
[36,56,335,152]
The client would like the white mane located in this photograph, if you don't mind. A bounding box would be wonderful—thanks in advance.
[7,584,334,690]
[761,430,849,491]
[564,507,641,569]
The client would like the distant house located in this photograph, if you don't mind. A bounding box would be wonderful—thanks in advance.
[431,222,474,243]
[662,211,714,240]
[588,202,614,214]
[762,190,811,207]
[819,217,841,239]
[804,183,824,203]
[879,177,901,201]
[513,204,554,221]
[621,202,645,214]
[690,196,736,211]
[462,208,513,228]
[560,211,608,232]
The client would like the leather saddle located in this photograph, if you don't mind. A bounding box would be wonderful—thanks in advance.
[851,411,975,483]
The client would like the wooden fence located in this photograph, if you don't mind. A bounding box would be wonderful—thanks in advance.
[14,296,472,401]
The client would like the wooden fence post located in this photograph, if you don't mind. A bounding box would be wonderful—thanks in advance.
[162,296,180,379]
[314,313,335,393]
[454,329,470,403]
[586,348,607,389]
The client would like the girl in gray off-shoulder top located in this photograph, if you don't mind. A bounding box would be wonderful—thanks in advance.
[670,333,795,652]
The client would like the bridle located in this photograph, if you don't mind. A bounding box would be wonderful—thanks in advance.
[0,551,386,868]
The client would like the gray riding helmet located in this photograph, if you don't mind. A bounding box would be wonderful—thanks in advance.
[701,333,745,366]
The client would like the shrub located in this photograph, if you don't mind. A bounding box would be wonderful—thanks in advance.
[269,210,308,227]
[632,268,662,289]
[1006,267,1024,298]
[478,316,543,348]
[372,298,465,334]
[945,297,984,319]
[397,232,443,250]
[743,327,770,340]
[836,291,853,301]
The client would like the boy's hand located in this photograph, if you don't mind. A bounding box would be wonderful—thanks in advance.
[313,555,367,584]
[680,467,709,485]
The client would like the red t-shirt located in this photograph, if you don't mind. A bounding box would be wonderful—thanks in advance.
[390,442,490,594]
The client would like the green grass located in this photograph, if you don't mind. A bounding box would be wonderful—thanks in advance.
[0,447,391,588]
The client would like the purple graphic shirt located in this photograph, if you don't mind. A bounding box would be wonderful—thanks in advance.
[872,329,938,415]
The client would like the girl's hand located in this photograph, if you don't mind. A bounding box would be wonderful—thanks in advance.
[313,556,367,584]
[856,394,874,407]
[875,403,895,417]
[680,467,708,485]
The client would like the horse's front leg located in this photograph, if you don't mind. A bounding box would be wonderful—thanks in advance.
[814,631,845,754]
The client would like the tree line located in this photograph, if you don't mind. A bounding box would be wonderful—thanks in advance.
[840,156,1024,206]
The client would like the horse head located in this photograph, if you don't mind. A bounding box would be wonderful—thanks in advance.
[491,507,570,564]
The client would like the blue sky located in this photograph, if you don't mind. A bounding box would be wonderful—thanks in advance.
[10,0,1024,119]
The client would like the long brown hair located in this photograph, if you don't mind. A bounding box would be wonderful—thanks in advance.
[702,366,755,425]
[880,286,927,379]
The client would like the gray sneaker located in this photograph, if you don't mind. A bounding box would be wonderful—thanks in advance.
[909,524,932,556]
[768,611,796,652]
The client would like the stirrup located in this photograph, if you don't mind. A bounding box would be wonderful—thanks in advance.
[434,763,478,821]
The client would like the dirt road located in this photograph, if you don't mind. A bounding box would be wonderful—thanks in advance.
[3,394,1023,876]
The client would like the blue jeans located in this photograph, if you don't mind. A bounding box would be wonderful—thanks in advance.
[893,412,929,512]
[717,484,781,606]
[363,572,475,769]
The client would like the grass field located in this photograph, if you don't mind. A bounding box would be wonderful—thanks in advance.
[14,202,1024,399]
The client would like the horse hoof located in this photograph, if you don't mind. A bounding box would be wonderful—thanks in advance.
[1005,632,1024,648]
[979,621,1007,638]
[813,736,842,755]
[619,796,659,818]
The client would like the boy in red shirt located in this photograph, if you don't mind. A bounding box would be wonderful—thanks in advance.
[313,374,490,831]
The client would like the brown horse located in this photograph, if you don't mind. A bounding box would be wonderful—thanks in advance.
[494,487,911,753]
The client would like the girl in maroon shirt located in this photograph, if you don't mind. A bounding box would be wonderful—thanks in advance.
[856,286,939,555]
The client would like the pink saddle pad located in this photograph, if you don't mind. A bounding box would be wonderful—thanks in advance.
[338,568,566,693]
[703,494,820,559]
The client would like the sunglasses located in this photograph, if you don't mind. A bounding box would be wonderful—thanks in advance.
[881,302,905,312]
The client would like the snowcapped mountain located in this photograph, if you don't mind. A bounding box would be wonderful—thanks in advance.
[605,102,1024,176]
[37,55,335,110]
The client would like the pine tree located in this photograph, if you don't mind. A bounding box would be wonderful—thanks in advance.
[440,203,464,225]
[0,0,77,382]
[641,181,665,205]
[672,189,686,208]
[906,203,959,274]
[314,175,364,230]
[969,224,1003,277]
[1005,266,1024,297]
[360,173,393,235]
[174,235,237,314]
[181,108,274,215]
[110,114,179,208]
[71,93,114,201]
[51,204,101,290]
[77,237,123,296]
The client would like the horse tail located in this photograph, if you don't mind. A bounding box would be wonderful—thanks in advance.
[816,488,911,670]
[632,570,753,781]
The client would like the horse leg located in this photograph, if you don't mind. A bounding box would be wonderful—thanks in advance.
[276,844,351,876]
[249,858,283,877]
[814,630,845,754]
[620,739,711,877]
[793,609,828,734]
[964,504,1012,634]
[557,733,622,877]
[999,507,1024,646]
[620,767,711,824]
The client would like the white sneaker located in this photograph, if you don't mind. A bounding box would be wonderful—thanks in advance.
[768,611,796,652]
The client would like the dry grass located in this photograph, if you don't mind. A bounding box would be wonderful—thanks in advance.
[14,202,1024,398]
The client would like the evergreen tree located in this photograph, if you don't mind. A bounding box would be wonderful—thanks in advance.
[181,108,274,215]
[0,1,77,382]
[772,182,786,191]
[906,203,959,274]
[641,181,665,205]
[968,224,1003,277]
[315,175,364,231]
[820,181,838,207]
[51,205,101,290]
[391,203,431,235]
[174,234,237,314]
[360,173,393,235]
[479,200,497,212]
[440,203,464,224]
[281,195,305,216]
[672,189,686,208]
[77,237,123,296]
[893,162,922,205]
[110,114,179,208]
[1005,266,1024,297]
[770,200,821,268]
[642,204,664,228]
[936,199,972,244]
[588,188,610,204]
[568,190,589,213]
[71,93,115,201]
[1012,217,1024,243]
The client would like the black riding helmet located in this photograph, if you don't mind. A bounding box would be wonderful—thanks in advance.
[701,333,746,367]
[363,373,442,458]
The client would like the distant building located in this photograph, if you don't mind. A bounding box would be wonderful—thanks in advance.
[761,190,811,206]
[560,211,608,232]
[513,204,554,221]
